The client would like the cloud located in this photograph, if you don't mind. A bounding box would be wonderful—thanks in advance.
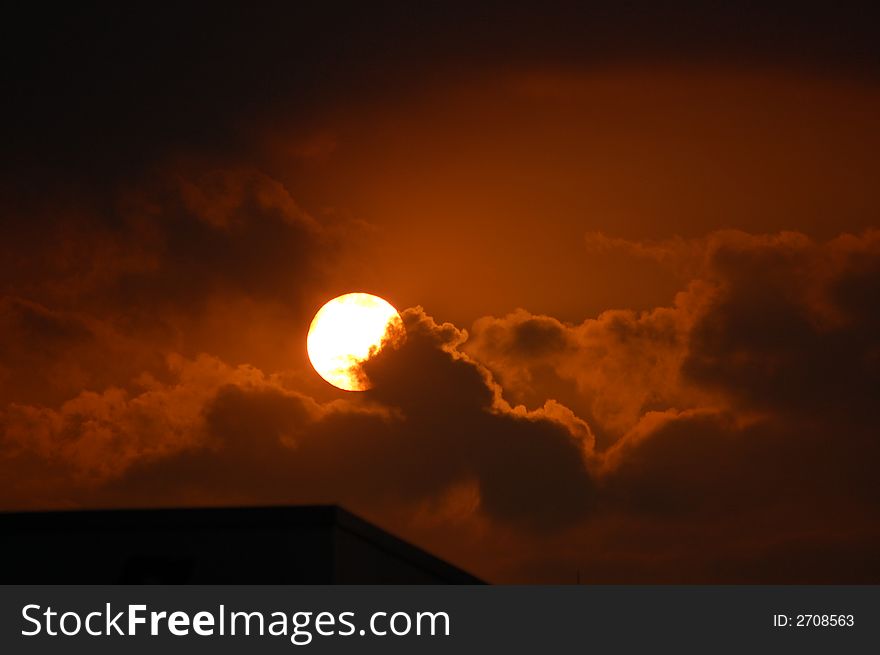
[98,165,331,316]
[121,308,595,532]
[465,303,701,448]
[457,229,880,579]
[1,165,340,318]
[0,163,369,400]
[682,230,880,425]
[1,307,596,534]
[470,229,880,435]
[1,222,878,582]
[0,297,168,407]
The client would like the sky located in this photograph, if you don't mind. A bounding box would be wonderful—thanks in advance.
[1,2,879,582]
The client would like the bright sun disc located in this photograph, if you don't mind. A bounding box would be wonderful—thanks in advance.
[307,293,403,391]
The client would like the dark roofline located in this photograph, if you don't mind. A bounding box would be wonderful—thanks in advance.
[330,505,485,584]
[0,504,485,584]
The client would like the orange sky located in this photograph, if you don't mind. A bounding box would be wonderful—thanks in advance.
[1,3,879,582]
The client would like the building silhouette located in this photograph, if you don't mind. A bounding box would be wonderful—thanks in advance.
[0,505,483,584]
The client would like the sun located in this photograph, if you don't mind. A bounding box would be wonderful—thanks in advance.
[307,293,403,391]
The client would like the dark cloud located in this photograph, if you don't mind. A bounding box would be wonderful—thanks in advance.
[4,1,880,199]
[2,167,323,300]
[1,306,596,532]
[460,230,880,579]
[111,166,325,312]
[65,308,596,533]
[0,296,164,406]
[0,163,359,396]
[469,230,880,436]
[364,309,596,530]
[683,232,880,426]
[2,227,879,581]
